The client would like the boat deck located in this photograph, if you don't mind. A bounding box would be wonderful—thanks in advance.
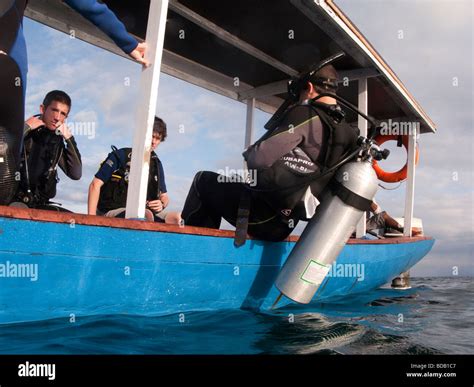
[0,206,431,244]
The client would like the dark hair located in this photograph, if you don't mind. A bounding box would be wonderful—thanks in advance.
[153,117,167,141]
[309,64,339,94]
[42,90,72,110]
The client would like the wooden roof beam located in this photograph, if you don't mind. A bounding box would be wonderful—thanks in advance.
[238,67,380,100]
[169,0,299,77]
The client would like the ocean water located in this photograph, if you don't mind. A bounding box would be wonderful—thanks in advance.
[0,277,472,355]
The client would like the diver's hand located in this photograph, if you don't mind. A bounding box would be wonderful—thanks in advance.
[25,116,45,130]
[147,199,163,213]
[129,42,150,68]
[55,121,72,140]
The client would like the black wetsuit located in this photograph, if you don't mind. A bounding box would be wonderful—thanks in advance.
[15,126,82,211]
[181,103,339,241]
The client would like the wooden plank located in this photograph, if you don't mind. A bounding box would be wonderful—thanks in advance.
[161,49,283,114]
[238,80,288,100]
[238,68,379,100]
[339,67,380,82]
[125,0,169,219]
[169,0,299,77]
[0,206,433,244]
[24,2,283,115]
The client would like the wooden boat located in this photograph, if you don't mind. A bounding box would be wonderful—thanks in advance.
[0,0,436,324]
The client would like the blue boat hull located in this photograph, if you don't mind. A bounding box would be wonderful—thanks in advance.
[0,208,434,324]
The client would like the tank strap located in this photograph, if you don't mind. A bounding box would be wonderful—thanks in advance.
[329,180,372,212]
[234,189,251,247]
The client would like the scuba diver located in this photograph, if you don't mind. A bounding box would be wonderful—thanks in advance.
[180,53,361,243]
[0,0,148,205]
[88,117,176,223]
[11,90,82,212]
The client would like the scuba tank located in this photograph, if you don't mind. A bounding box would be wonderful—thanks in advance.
[274,139,386,304]
[261,52,390,305]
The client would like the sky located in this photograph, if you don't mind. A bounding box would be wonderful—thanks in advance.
[22,0,473,277]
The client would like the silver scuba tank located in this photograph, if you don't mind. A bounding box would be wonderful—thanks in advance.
[274,159,379,304]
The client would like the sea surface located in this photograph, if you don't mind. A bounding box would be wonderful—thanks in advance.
[0,277,472,354]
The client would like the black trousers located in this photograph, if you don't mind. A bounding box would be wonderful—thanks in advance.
[0,54,24,205]
[181,171,297,242]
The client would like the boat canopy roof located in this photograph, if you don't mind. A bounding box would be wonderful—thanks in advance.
[25,0,436,134]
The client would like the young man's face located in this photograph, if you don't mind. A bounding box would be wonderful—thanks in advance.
[40,101,70,130]
[151,132,162,151]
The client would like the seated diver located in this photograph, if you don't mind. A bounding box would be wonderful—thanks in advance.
[10,90,82,212]
[180,64,360,242]
[365,200,422,236]
[0,0,148,205]
[88,117,178,223]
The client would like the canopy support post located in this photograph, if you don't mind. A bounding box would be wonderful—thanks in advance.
[403,126,417,236]
[392,119,417,289]
[356,77,368,238]
[243,98,255,181]
[244,98,255,148]
[126,0,169,219]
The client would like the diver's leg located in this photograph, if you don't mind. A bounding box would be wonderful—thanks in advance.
[246,194,297,242]
[181,171,244,229]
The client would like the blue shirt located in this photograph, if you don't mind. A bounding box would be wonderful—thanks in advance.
[95,148,167,194]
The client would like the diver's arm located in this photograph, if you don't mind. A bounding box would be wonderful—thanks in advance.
[65,0,137,53]
[88,177,104,215]
[58,136,82,180]
[159,192,169,208]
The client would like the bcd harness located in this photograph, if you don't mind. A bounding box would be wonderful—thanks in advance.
[18,126,65,205]
[234,102,360,247]
[97,147,161,213]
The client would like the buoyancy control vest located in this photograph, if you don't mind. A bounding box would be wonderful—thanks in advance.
[97,147,161,213]
[18,126,65,203]
[252,102,360,218]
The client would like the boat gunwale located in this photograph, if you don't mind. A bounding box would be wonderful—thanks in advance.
[0,206,433,245]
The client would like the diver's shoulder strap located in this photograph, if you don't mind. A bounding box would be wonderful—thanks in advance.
[329,179,372,212]
[110,145,127,170]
